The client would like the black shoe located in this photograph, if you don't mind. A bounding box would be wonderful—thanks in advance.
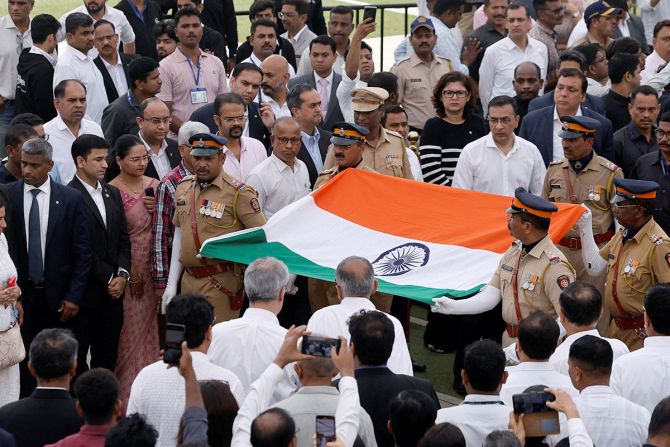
[452,380,466,396]
[412,358,427,373]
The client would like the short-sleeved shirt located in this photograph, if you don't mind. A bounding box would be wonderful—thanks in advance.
[313,160,377,190]
[0,15,31,99]
[489,234,576,325]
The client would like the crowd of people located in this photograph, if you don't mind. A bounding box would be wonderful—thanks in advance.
[0,0,669,445]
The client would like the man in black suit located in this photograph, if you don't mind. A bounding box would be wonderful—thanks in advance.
[92,20,139,104]
[68,135,131,376]
[6,138,91,397]
[287,84,331,187]
[137,98,181,180]
[190,63,274,151]
[0,329,84,447]
[115,0,162,59]
[346,310,439,447]
[288,35,344,133]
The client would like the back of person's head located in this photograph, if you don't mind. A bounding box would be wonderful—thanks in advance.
[559,50,587,71]
[484,430,523,447]
[244,257,289,303]
[388,390,438,447]
[296,355,337,379]
[573,43,600,67]
[250,408,295,447]
[198,380,239,446]
[368,72,399,97]
[559,281,602,326]
[348,310,394,366]
[6,124,37,148]
[608,52,640,84]
[129,57,160,90]
[518,311,560,360]
[417,422,466,447]
[29,328,78,380]
[463,340,506,392]
[75,368,120,425]
[645,283,670,335]
[569,334,613,377]
[335,256,375,298]
[649,396,670,442]
[31,14,61,44]
[152,19,176,40]
[71,134,110,163]
[606,37,641,59]
[166,293,214,349]
[10,113,43,127]
[105,413,158,447]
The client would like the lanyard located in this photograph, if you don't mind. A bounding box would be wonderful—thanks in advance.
[181,49,201,86]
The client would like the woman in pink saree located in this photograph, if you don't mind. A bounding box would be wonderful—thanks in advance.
[107,134,160,404]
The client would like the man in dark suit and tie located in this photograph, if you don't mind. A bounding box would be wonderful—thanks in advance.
[190,63,274,151]
[0,329,84,447]
[520,68,614,166]
[93,20,139,104]
[6,138,90,397]
[287,35,344,134]
[287,84,331,187]
[68,135,131,376]
[138,98,181,180]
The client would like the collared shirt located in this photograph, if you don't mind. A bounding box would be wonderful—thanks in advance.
[603,89,631,132]
[29,45,56,66]
[307,297,413,376]
[639,0,670,44]
[23,179,51,262]
[314,69,334,107]
[572,32,614,52]
[152,162,190,289]
[281,25,316,62]
[549,329,629,375]
[452,133,546,195]
[157,49,228,135]
[529,21,559,78]
[44,424,110,447]
[614,122,659,177]
[266,94,292,119]
[478,36,548,112]
[75,175,106,226]
[586,77,611,97]
[242,54,297,76]
[101,53,129,97]
[44,114,105,184]
[297,45,345,76]
[553,106,582,161]
[0,15,31,99]
[53,45,109,123]
[611,336,670,412]
[465,21,506,82]
[641,50,667,84]
[575,385,651,447]
[500,361,579,406]
[138,131,171,179]
[58,4,135,57]
[127,351,245,447]
[618,13,631,37]
[245,154,311,219]
[208,307,294,398]
[301,128,324,173]
[222,136,268,181]
[436,394,511,446]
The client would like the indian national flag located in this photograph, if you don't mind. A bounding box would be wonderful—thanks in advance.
[200,170,584,304]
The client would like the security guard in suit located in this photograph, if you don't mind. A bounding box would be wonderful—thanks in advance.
[162,133,267,321]
[432,188,576,345]
[577,178,670,350]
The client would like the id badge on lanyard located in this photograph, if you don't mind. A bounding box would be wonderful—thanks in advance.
[184,50,208,104]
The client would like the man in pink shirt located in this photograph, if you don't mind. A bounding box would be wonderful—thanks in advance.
[157,6,227,137]
[215,92,268,181]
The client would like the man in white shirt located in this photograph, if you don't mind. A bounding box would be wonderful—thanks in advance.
[567,335,651,447]
[550,282,629,375]
[137,98,180,180]
[479,3,548,113]
[214,93,267,181]
[246,117,310,219]
[452,95,546,195]
[58,0,135,56]
[280,0,317,64]
[53,13,109,125]
[308,256,413,376]
[436,340,512,446]
[44,80,104,184]
[92,20,134,103]
[610,283,670,413]
[500,311,578,406]
[647,397,670,446]
[641,21,670,83]
[296,6,352,76]
[639,0,670,46]
[336,20,375,123]
[128,293,245,447]
[260,55,292,119]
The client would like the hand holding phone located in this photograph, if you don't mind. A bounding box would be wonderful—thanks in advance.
[363,6,377,22]
[316,416,336,447]
[301,335,341,358]
[512,391,559,437]
[163,323,186,365]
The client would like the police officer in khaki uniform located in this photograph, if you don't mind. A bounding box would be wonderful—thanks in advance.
[161,133,267,322]
[543,116,623,284]
[432,187,576,345]
[322,87,414,180]
[577,178,670,350]
[390,16,453,132]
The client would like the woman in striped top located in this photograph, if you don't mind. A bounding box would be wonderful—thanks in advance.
[419,72,486,186]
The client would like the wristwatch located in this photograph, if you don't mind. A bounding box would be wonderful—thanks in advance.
[118,271,130,281]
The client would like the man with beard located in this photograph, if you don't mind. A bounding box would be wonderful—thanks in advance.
[297,5,353,75]
[153,21,177,60]
[161,132,266,322]
[260,54,292,119]
[512,61,544,125]
[214,93,267,181]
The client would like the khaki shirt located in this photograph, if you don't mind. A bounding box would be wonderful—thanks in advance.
[570,33,614,52]
[543,155,622,237]
[600,219,670,317]
[173,171,267,267]
[389,53,453,130]
[313,160,377,190]
[489,234,576,324]
[323,127,414,179]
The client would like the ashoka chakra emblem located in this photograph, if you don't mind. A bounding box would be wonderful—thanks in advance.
[372,243,430,276]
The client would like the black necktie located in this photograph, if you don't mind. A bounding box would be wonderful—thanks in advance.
[28,189,43,282]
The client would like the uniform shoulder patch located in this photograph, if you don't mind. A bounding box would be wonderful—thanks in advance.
[222,173,246,191]
[548,159,564,166]
[318,168,337,176]
[177,175,194,184]
[598,157,619,172]
[557,275,571,290]
[385,129,403,139]
[250,197,261,213]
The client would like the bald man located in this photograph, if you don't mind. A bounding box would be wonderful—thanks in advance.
[260,55,293,118]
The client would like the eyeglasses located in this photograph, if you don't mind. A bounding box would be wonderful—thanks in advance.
[127,155,150,164]
[442,90,468,98]
[488,117,515,125]
[278,11,298,19]
[275,136,302,145]
[143,117,172,126]
[655,129,670,139]
[220,115,248,124]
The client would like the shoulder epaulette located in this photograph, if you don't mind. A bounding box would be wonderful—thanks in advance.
[548,159,564,166]
[385,129,403,139]
[223,174,246,191]
[396,55,411,64]
[177,175,194,184]
[318,168,337,176]
[597,157,619,172]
